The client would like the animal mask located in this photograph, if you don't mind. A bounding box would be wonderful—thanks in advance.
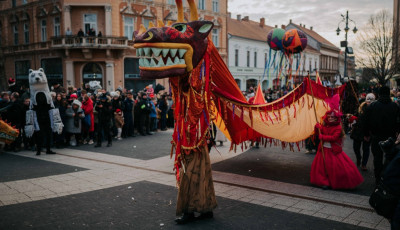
[28,68,53,108]
[133,0,213,79]
[0,119,19,145]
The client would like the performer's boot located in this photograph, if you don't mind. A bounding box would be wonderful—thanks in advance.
[175,212,195,225]
[46,150,56,154]
[197,211,213,220]
[36,151,41,156]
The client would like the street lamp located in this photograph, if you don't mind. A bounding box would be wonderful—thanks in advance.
[336,11,357,79]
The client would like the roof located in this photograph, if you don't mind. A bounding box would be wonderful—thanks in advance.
[289,23,340,51]
[228,18,274,42]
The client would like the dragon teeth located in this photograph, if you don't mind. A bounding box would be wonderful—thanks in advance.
[136,48,142,56]
[150,58,157,67]
[143,47,150,56]
[170,49,178,57]
[143,58,150,66]
[158,59,165,67]
[178,49,187,58]
[166,57,173,66]
[162,49,169,57]
[173,57,180,65]
[152,48,161,57]
[179,59,185,64]
[139,58,144,66]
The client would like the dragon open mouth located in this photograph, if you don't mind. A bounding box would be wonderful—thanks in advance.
[134,43,194,74]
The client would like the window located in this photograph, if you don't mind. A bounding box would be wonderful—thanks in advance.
[212,0,219,12]
[309,59,312,71]
[124,17,134,40]
[15,60,30,80]
[143,19,153,29]
[41,58,63,85]
[12,0,16,7]
[198,0,205,10]
[84,14,97,35]
[247,51,250,67]
[212,29,219,47]
[264,53,267,67]
[13,25,18,45]
[254,52,257,68]
[22,0,28,4]
[41,19,47,42]
[24,23,29,44]
[54,17,60,37]
[235,49,239,67]
[167,0,175,4]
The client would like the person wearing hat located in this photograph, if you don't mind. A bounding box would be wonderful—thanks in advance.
[122,91,135,137]
[52,82,66,94]
[364,86,400,184]
[65,99,85,146]
[311,94,364,189]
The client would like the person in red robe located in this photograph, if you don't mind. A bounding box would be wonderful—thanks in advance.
[310,95,364,190]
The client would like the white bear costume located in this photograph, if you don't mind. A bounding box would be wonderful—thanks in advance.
[24,68,64,137]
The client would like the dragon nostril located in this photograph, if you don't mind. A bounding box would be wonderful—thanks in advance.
[143,31,153,41]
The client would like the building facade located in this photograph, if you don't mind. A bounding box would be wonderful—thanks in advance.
[228,16,324,92]
[286,22,340,84]
[0,0,228,92]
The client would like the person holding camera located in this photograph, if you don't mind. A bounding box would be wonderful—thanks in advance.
[364,86,400,184]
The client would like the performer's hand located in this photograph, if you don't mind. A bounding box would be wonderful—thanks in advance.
[364,136,370,142]
[315,123,322,130]
[72,113,75,117]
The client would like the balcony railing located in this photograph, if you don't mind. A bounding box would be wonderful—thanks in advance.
[51,36,131,49]
[1,41,51,54]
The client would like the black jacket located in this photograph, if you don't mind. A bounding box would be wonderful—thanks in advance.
[95,101,113,124]
[364,96,400,139]
[382,150,400,196]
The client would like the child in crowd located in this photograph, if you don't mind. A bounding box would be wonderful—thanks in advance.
[114,108,124,140]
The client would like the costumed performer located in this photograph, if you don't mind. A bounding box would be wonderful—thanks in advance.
[310,94,364,189]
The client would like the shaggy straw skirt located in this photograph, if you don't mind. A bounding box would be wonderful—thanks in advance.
[176,147,217,215]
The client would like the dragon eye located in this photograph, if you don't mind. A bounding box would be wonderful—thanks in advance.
[172,24,187,33]
[143,31,153,41]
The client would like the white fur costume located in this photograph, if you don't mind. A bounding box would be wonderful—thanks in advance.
[24,68,64,137]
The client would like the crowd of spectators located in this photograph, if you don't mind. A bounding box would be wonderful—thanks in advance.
[0,79,174,152]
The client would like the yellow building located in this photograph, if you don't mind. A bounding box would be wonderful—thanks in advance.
[0,0,227,92]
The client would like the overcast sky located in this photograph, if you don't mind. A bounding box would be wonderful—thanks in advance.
[228,0,393,49]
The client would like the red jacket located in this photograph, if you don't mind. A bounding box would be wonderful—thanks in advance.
[81,98,95,132]
[315,123,343,154]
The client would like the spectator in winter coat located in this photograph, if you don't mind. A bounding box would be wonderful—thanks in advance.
[137,93,152,136]
[159,94,168,131]
[364,86,400,184]
[53,93,67,148]
[65,100,85,146]
[123,91,135,137]
[81,95,94,145]
[95,95,113,147]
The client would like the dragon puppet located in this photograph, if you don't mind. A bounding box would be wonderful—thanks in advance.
[133,0,345,223]
[0,119,19,146]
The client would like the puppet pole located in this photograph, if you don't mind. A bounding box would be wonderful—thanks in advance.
[308,75,329,178]
[348,80,360,107]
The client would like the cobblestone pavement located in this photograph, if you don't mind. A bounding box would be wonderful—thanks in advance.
[0,130,390,229]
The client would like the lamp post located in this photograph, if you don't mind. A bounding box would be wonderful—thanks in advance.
[336,10,357,79]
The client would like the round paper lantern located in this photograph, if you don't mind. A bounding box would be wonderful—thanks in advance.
[282,29,308,54]
[267,28,285,51]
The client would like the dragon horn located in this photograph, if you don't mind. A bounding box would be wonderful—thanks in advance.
[138,24,147,35]
[167,20,173,26]
[148,21,155,28]
[187,0,198,21]
[176,0,184,22]
[157,19,164,27]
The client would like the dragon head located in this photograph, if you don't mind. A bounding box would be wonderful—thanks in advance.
[133,0,213,79]
[0,119,19,145]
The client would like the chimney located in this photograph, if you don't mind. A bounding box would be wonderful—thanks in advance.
[281,25,286,29]
[243,16,249,21]
[310,26,313,31]
[303,24,306,28]
[275,25,278,28]
[228,12,231,18]
[289,19,292,24]
[260,17,265,28]
[300,23,302,27]
[237,14,241,21]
